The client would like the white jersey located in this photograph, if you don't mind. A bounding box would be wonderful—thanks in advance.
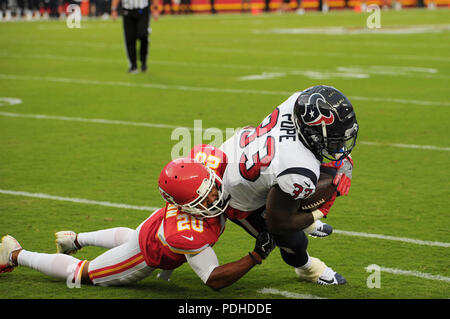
[220,92,321,213]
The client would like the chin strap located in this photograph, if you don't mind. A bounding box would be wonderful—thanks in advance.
[320,121,330,159]
[321,121,328,142]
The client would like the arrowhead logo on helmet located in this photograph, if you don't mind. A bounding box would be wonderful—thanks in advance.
[301,93,335,126]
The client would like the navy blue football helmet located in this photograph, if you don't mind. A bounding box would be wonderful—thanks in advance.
[293,85,358,161]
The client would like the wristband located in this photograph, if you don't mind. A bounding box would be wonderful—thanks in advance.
[248,252,261,265]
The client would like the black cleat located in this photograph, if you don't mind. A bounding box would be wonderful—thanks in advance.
[128,66,138,74]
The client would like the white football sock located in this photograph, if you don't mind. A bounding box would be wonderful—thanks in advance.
[17,250,82,282]
[295,257,327,282]
[77,227,134,249]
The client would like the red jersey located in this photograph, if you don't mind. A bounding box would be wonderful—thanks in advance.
[138,203,226,270]
[139,144,233,270]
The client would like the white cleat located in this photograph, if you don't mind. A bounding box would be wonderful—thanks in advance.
[55,231,80,254]
[317,267,347,285]
[295,257,346,285]
[0,235,22,273]
[304,220,333,238]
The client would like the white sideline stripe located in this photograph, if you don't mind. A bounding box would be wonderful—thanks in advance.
[0,189,160,212]
[366,265,450,283]
[1,73,449,107]
[1,189,449,249]
[359,141,450,152]
[1,111,449,152]
[258,288,325,299]
[334,230,450,248]
[0,73,289,96]
[348,95,450,107]
[0,111,201,131]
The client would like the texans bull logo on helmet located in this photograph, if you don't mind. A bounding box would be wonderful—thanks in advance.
[301,93,335,127]
[293,85,359,161]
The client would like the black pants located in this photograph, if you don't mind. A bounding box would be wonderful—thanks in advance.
[122,8,150,69]
[230,209,310,268]
[0,0,7,11]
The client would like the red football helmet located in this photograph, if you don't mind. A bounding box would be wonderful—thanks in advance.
[158,158,228,218]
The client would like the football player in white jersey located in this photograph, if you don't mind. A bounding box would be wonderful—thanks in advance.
[219,85,358,285]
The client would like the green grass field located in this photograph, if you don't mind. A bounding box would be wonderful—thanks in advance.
[0,8,449,301]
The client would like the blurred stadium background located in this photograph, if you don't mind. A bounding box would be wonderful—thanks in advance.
[0,0,447,20]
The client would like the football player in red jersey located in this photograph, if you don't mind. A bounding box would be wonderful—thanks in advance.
[0,158,275,290]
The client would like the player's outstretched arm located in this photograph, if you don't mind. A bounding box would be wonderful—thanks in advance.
[205,252,260,291]
[265,185,315,235]
[187,232,275,291]
[206,232,275,291]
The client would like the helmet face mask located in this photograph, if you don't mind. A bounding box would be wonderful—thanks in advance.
[293,86,358,161]
[177,168,229,219]
[323,122,358,160]
[158,159,229,219]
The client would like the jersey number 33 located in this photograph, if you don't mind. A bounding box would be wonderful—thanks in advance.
[239,108,280,181]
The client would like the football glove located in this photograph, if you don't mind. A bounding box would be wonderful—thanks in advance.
[254,231,276,260]
[322,156,354,196]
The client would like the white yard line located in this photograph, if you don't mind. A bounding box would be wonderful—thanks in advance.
[0,73,287,96]
[0,189,159,212]
[1,73,449,107]
[1,111,449,152]
[359,141,450,152]
[1,189,449,249]
[261,264,450,299]
[257,288,325,299]
[0,111,200,131]
[366,265,450,283]
[334,230,450,248]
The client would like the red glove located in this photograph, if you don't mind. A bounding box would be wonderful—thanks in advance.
[334,173,351,196]
[322,156,354,196]
[318,192,337,217]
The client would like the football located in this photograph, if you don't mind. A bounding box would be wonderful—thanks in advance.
[299,168,337,212]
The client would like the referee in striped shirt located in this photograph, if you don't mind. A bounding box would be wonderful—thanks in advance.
[111,0,160,73]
